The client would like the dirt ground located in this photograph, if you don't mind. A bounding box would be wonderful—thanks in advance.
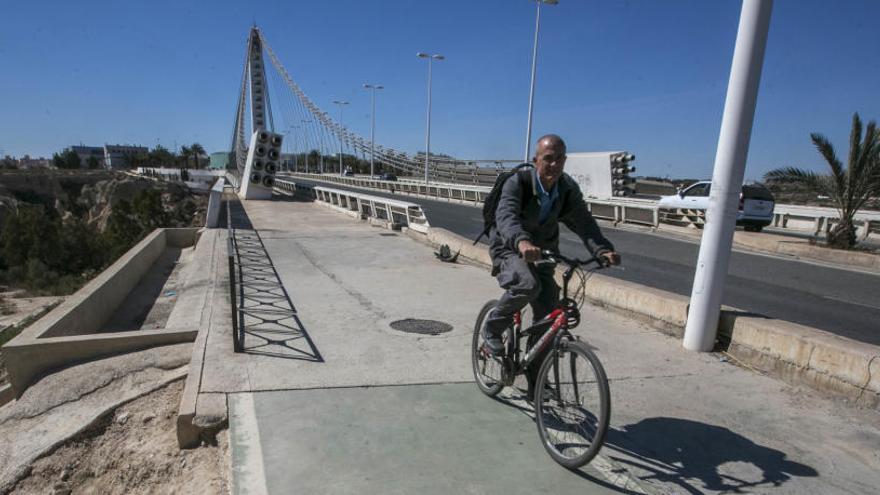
[9,380,228,495]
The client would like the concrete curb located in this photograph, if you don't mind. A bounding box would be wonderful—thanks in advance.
[720,317,880,408]
[411,227,880,408]
[176,229,226,448]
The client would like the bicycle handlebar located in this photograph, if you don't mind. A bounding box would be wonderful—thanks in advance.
[536,250,608,269]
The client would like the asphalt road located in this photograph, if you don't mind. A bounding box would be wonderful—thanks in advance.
[292,178,880,346]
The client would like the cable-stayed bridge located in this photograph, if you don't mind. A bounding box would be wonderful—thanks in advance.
[229,26,518,190]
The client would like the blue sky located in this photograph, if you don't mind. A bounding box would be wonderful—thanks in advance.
[1,0,878,180]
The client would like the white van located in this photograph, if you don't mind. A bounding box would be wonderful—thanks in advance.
[658,181,775,232]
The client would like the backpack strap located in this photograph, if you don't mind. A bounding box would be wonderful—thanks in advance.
[516,167,535,205]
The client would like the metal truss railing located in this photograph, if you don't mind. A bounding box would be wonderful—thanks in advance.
[225,198,323,360]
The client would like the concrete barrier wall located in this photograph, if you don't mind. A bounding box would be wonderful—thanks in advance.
[205,178,225,228]
[166,227,202,249]
[414,227,880,408]
[29,229,168,339]
[1,227,203,398]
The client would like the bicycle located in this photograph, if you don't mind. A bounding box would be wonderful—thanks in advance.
[471,250,611,469]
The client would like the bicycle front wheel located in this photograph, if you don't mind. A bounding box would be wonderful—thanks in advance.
[534,339,610,469]
[472,300,505,397]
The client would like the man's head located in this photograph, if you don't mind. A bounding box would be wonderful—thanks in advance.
[532,134,567,189]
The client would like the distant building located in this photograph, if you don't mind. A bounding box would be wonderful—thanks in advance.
[17,155,51,169]
[209,151,232,170]
[70,145,105,168]
[103,144,148,169]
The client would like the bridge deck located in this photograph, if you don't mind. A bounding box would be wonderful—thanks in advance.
[196,197,879,494]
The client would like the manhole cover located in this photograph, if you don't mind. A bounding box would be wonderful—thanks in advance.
[389,319,453,335]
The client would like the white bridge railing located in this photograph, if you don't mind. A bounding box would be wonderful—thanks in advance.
[274,177,430,233]
[277,172,878,239]
[772,204,880,240]
[280,172,659,228]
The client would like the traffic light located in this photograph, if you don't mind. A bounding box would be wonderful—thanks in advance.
[611,153,636,197]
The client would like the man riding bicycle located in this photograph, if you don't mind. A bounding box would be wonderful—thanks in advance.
[483,134,621,394]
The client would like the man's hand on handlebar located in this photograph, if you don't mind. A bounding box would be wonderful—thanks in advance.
[519,241,621,268]
[517,240,542,263]
[599,251,621,267]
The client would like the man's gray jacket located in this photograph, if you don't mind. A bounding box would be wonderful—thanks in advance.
[488,169,614,274]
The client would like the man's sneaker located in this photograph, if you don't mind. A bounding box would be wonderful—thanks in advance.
[481,325,505,355]
[526,383,558,404]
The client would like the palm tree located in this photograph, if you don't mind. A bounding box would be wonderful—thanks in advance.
[190,143,206,169]
[765,113,880,249]
[179,145,191,170]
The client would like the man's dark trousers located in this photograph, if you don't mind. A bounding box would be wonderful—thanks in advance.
[486,252,559,391]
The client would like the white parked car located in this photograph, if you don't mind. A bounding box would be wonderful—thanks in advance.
[658,181,775,232]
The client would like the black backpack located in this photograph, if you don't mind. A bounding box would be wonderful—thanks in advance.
[473,163,534,245]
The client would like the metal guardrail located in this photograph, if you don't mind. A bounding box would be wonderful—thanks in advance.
[280,172,879,239]
[274,177,430,233]
[312,186,431,233]
[282,172,659,229]
[772,204,880,239]
[283,172,490,204]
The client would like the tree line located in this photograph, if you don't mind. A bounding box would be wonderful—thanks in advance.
[0,189,196,295]
[47,143,209,170]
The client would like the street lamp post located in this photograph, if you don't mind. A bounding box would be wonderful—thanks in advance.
[333,100,349,174]
[301,119,312,173]
[363,83,383,177]
[417,52,444,184]
[524,0,559,163]
[289,125,300,171]
[316,113,329,174]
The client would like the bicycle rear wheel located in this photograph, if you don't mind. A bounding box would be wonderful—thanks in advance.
[534,339,610,469]
[472,300,504,397]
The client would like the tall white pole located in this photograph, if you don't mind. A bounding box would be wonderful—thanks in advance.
[523,0,543,163]
[370,88,376,177]
[318,113,331,174]
[683,0,773,352]
[301,119,312,173]
[334,101,348,174]
[424,57,433,184]
[418,53,443,183]
[291,129,298,171]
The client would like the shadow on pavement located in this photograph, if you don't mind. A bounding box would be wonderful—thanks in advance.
[488,388,817,494]
[226,197,324,363]
[604,417,818,494]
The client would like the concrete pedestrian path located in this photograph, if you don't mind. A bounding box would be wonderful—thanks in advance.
[207,197,879,494]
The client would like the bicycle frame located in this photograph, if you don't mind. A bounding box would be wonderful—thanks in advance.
[508,260,583,373]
